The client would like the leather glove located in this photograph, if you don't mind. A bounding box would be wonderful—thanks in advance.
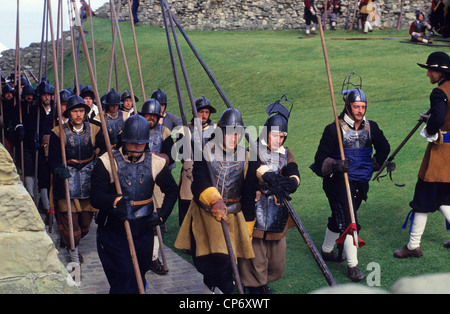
[279,176,298,194]
[334,159,350,173]
[261,171,280,188]
[54,164,71,179]
[211,198,228,223]
[148,210,163,228]
[114,195,133,222]
[321,157,350,176]
[371,157,381,172]
[14,124,24,142]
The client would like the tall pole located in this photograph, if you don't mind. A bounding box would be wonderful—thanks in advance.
[15,0,25,182]
[317,14,360,247]
[66,0,80,94]
[127,0,146,100]
[109,0,138,113]
[69,0,145,294]
[47,0,76,251]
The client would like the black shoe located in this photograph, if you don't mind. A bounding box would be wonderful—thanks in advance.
[321,250,346,262]
[149,258,168,275]
[347,265,365,282]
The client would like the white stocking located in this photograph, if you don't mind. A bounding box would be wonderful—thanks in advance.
[407,212,428,250]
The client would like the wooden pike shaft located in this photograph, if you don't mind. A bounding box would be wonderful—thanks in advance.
[69,0,145,294]
[47,0,75,251]
[317,14,359,247]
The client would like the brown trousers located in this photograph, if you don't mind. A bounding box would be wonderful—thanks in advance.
[238,236,287,288]
[57,199,95,248]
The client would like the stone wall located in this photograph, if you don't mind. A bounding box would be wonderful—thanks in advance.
[0,31,73,83]
[0,144,79,294]
[99,0,433,31]
[0,1,437,79]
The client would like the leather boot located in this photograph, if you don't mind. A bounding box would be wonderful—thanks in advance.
[444,241,450,248]
[394,244,423,258]
[347,264,365,282]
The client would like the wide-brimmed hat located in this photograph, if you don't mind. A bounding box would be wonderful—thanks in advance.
[417,51,450,73]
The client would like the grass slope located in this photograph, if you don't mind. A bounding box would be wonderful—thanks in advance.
[55,17,450,293]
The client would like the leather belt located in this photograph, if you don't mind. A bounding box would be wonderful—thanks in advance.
[130,198,153,207]
[67,155,94,164]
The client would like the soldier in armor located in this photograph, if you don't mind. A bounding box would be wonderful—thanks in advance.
[90,114,178,294]
[93,89,129,156]
[304,0,318,35]
[139,98,175,275]
[48,95,100,265]
[394,52,450,258]
[310,75,391,282]
[20,83,39,199]
[238,98,300,294]
[409,10,434,44]
[36,81,56,219]
[120,90,138,116]
[150,88,182,131]
[175,96,216,226]
[175,108,257,294]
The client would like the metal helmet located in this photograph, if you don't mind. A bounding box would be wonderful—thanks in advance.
[340,73,367,118]
[120,90,139,102]
[63,95,91,118]
[101,89,122,106]
[140,99,162,117]
[151,88,167,106]
[121,114,150,144]
[80,85,95,100]
[217,108,244,129]
[59,89,73,103]
[22,83,36,97]
[37,81,54,96]
[264,114,288,134]
[2,84,14,95]
[264,95,292,135]
[345,88,367,104]
[194,96,216,114]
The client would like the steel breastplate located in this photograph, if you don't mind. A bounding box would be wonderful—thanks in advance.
[106,111,124,145]
[255,147,289,233]
[66,160,95,200]
[58,122,95,199]
[113,150,154,218]
[414,20,427,33]
[64,122,94,168]
[209,145,246,213]
[148,124,163,153]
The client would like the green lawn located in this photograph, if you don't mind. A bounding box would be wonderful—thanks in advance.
[54,17,450,293]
